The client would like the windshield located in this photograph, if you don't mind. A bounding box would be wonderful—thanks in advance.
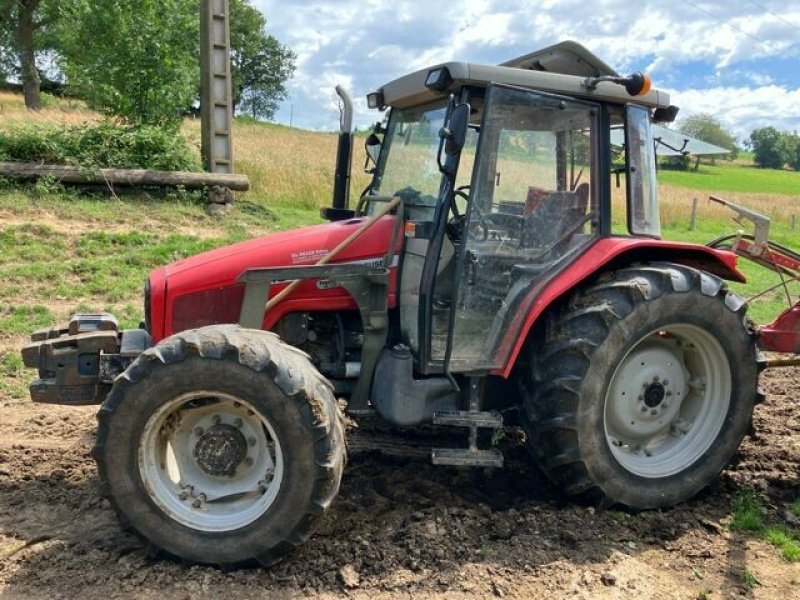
[371,101,448,204]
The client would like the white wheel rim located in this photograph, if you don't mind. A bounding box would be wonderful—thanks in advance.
[138,391,284,532]
[604,324,731,478]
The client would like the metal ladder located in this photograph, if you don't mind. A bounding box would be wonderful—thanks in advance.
[431,377,504,467]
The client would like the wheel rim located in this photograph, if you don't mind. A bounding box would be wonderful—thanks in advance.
[604,324,732,479]
[138,391,284,532]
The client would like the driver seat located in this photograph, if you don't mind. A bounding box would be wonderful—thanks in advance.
[519,182,589,252]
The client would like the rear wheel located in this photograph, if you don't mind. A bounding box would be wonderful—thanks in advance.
[93,325,345,567]
[522,263,758,508]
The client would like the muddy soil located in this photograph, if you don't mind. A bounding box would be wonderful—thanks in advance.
[0,367,799,599]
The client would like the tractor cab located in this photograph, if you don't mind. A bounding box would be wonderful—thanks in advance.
[356,41,675,378]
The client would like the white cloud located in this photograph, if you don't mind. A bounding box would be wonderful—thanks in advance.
[670,84,800,141]
[255,0,800,136]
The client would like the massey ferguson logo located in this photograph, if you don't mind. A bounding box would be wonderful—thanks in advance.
[290,249,329,264]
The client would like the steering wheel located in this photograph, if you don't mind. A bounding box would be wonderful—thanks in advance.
[452,185,471,217]
[446,185,471,243]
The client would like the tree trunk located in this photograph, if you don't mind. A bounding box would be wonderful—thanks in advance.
[16,1,41,110]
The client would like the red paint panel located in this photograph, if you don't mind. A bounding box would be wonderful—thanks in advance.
[759,304,800,354]
[491,237,745,378]
[148,267,167,341]
[153,216,400,341]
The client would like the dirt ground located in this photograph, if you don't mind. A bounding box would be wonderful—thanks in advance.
[0,365,798,599]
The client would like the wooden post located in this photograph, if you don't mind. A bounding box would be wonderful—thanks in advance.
[0,162,250,190]
[792,215,797,231]
[200,0,234,175]
[689,197,698,231]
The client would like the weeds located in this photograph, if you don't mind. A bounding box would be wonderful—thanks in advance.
[763,526,800,562]
[0,121,200,171]
[730,491,765,532]
[741,569,760,589]
[730,490,800,562]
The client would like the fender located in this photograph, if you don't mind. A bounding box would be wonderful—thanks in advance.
[491,237,746,378]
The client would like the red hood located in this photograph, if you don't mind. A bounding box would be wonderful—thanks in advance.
[163,215,397,294]
[149,215,399,340]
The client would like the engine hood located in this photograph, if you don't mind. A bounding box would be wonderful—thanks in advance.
[162,215,397,294]
[148,215,399,341]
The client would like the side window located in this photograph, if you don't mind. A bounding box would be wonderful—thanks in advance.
[625,105,660,236]
[470,89,597,251]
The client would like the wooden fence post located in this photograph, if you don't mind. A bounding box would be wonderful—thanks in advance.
[689,197,698,231]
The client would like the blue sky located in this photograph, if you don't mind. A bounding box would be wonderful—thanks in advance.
[255,0,800,142]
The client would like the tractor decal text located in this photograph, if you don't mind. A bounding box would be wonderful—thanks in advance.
[291,249,330,264]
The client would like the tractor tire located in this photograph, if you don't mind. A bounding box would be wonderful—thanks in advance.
[521,263,758,509]
[92,325,345,568]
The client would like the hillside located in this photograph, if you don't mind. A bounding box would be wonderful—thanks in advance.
[1,93,798,321]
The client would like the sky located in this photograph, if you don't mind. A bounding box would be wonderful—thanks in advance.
[255,0,800,142]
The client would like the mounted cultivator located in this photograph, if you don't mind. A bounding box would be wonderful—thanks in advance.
[708,195,800,361]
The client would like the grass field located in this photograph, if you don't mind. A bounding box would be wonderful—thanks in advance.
[0,91,798,374]
[658,162,800,196]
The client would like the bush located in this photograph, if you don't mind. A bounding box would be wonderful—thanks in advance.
[660,154,691,170]
[0,122,200,171]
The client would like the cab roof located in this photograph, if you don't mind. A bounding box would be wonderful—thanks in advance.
[372,41,671,111]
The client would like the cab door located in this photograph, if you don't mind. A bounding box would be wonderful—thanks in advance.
[438,85,601,372]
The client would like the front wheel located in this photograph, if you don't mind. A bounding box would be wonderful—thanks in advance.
[93,325,345,567]
[522,263,758,509]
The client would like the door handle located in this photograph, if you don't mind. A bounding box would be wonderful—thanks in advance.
[465,250,478,285]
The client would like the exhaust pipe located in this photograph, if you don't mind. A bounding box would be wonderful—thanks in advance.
[332,85,354,210]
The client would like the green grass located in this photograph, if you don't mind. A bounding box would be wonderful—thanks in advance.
[741,568,760,589]
[0,305,55,334]
[658,163,800,196]
[0,350,27,399]
[662,218,800,324]
[0,187,321,345]
[730,491,766,532]
[730,491,800,562]
[764,526,800,562]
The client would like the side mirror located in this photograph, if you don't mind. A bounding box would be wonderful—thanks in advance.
[443,103,470,156]
[364,133,382,171]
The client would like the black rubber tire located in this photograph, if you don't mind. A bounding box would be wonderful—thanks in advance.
[92,325,346,568]
[521,263,758,509]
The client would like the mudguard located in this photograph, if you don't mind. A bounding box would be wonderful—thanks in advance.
[492,237,745,378]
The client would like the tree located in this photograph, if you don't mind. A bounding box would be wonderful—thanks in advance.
[0,0,59,109]
[58,0,199,128]
[230,0,295,120]
[749,127,789,169]
[678,113,738,165]
[787,133,800,171]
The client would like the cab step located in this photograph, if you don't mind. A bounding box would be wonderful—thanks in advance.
[433,409,502,428]
[429,377,504,468]
[431,447,503,468]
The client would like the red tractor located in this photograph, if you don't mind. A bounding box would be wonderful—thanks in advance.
[21,42,800,567]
